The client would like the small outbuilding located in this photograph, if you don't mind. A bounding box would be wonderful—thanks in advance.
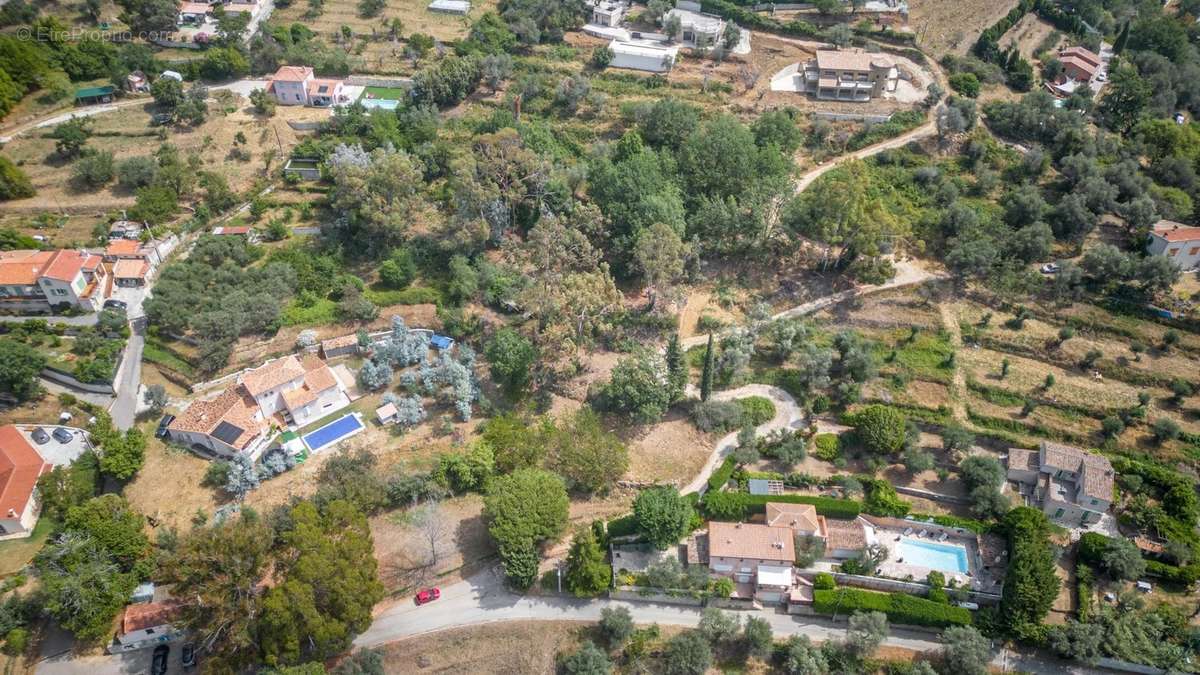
[75,86,115,105]
[428,0,470,14]
[320,334,360,360]
[376,402,398,425]
[430,334,455,351]
[608,40,677,73]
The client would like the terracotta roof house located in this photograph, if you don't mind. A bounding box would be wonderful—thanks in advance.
[1006,440,1114,527]
[765,502,827,540]
[1046,45,1107,98]
[168,385,270,460]
[707,521,795,604]
[0,425,50,538]
[0,249,109,314]
[320,334,359,359]
[112,601,183,652]
[113,259,150,287]
[1147,219,1200,270]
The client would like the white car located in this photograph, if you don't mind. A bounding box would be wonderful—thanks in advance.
[1040,263,1061,274]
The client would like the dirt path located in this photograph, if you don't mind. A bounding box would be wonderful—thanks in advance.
[679,383,805,495]
[680,258,944,351]
[937,302,969,423]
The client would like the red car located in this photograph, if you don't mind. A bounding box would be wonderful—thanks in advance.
[415,588,440,605]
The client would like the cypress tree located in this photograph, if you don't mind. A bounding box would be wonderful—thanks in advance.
[700,333,715,402]
[665,332,686,401]
[1114,21,1129,54]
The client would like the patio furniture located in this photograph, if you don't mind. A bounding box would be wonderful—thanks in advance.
[937,532,948,542]
[917,529,928,538]
[902,527,913,535]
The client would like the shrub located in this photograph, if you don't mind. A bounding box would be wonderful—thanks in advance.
[813,572,836,590]
[690,400,742,432]
[704,492,861,521]
[736,396,775,426]
[862,478,910,517]
[0,156,35,201]
[811,588,972,627]
[848,405,907,455]
[71,151,115,189]
[813,433,840,461]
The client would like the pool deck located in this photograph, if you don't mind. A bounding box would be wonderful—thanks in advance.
[864,515,1005,593]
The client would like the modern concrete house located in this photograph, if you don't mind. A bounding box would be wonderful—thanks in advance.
[1007,441,1114,526]
[1147,219,1200,270]
[608,40,678,73]
[589,0,627,27]
[800,49,898,102]
[665,1,727,49]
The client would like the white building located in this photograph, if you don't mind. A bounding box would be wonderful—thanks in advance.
[428,0,471,14]
[609,40,678,73]
[590,0,627,27]
[665,1,727,49]
[0,249,110,314]
[168,354,349,460]
[1147,219,1200,270]
[269,66,348,107]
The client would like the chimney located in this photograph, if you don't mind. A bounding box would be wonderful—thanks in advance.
[7,510,15,518]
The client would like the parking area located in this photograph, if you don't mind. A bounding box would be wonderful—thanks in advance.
[107,284,150,320]
[14,424,92,466]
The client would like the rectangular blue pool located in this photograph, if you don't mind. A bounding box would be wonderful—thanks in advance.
[302,413,364,454]
[896,538,969,574]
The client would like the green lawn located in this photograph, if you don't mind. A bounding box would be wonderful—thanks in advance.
[362,86,408,101]
[0,518,54,576]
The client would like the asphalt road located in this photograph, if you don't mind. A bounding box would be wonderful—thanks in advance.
[354,570,1108,675]
[109,318,145,431]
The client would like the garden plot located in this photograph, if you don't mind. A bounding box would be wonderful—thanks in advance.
[958,346,1144,412]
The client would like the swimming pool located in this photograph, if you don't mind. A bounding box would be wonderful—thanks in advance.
[896,538,970,574]
[302,413,364,454]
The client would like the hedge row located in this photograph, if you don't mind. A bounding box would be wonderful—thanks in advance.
[812,588,972,627]
[1144,560,1200,586]
[606,514,638,539]
[703,490,862,521]
[708,456,737,491]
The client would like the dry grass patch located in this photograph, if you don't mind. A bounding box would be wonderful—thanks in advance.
[959,345,1142,411]
[124,435,222,531]
[374,621,592,675]
[624,410,715,485]
[0,101,309,215]
[371,494,491,594]
[1001,14,1060,60]
[273,0,498,45]
[908,0,1023,57]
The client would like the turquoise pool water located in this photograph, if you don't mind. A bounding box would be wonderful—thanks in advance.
[896,538,969,574]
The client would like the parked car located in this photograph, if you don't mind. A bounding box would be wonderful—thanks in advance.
[151,645,169,675]
[180,643,196,669]
[52,427,73,444]
[415,587,440,605]
[104,299,128,311]
[1040,262,1061,274]
[30,428,50,445]
[156,414,175,440]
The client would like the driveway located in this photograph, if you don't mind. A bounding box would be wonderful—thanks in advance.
[38,637,188,675]
[108,318,145,431]
[14,425,92,466]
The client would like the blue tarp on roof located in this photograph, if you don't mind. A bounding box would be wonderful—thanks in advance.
[430,334,454,350]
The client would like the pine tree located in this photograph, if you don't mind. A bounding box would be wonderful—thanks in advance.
[700,333,715,402]
[665,332,686,401]
[1114,21,1129,54]
[564,527,611,597]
